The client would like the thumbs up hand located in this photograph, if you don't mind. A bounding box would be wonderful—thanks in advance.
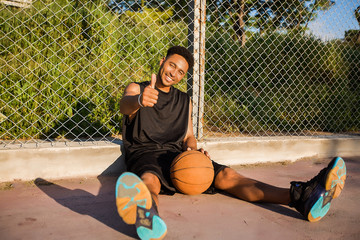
[150,73,156,89]
[140,74,159,107]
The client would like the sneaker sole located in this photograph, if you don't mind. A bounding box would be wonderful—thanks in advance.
[325,157,346,199]
[307,157,346,222]
[116,172,167,240]
[116,172,152,225]
[136,207,168,240]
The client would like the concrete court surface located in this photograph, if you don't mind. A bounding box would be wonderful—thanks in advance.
[0,156,359,240]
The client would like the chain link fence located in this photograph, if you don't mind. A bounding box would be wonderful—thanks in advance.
[1,0,360,148]
[203,0,360,139]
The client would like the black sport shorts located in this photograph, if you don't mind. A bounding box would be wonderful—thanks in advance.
[126,150,228,195]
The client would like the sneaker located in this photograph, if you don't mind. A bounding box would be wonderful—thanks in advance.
[116,172,167,240]
[289,157,346,222]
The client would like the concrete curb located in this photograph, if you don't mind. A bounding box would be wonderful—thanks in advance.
[1,136,359,182]
[201,136,360,165]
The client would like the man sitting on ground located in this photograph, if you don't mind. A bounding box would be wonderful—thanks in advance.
[115,46,347,240]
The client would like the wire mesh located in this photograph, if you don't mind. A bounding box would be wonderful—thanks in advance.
[1,0,359,148]
[202,0,360,139]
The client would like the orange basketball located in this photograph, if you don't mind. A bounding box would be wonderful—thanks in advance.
[170,150,214,195]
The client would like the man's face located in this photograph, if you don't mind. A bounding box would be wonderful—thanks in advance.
[158,54,189,88]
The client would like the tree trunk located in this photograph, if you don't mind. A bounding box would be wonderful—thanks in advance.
[232,0,246,47]
[296,5,302,31]
[356,6,360,43]
[355,6,360,26]
[239,1,246,47]
[304,0,317,30]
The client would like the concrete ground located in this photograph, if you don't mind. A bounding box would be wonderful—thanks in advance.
[0,156,359,240]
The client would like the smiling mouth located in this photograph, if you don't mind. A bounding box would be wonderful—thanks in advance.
[165,75,173,82]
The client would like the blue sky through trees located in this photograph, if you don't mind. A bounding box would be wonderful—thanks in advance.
[307,0,359,40]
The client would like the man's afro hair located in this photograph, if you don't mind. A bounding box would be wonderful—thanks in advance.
[166,46,194,70]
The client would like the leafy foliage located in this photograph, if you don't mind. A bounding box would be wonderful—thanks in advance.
[0,0,187,140]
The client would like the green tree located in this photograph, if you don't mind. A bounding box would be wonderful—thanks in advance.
[207,0,335,46]
[355,5,360,43]
[110,0,335,46]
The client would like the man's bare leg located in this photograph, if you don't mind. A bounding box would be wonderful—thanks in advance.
[214,167,291,204]
[214,157,346,222]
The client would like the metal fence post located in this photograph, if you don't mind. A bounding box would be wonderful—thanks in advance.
[188,0,206,139]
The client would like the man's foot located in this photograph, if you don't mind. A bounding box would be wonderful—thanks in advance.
[290,157,346,222]
[116,172,167,240]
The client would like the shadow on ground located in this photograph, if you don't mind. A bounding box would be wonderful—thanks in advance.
[252,202,303,220]
[34,157,138,239]
[218,191,304,220]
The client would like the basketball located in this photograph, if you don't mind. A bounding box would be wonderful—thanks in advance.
[170,150,214,195]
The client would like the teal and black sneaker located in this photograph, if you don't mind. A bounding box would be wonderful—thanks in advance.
[115,172,167,240]
[290,157,346,222]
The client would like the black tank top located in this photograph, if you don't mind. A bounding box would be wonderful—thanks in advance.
[122,81,190,165]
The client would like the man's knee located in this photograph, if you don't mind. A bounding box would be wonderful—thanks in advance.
[141,172,161,194]
[214,167,243,189]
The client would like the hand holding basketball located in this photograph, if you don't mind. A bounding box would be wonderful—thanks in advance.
[141,74,158,107]
[186,147,210,159]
